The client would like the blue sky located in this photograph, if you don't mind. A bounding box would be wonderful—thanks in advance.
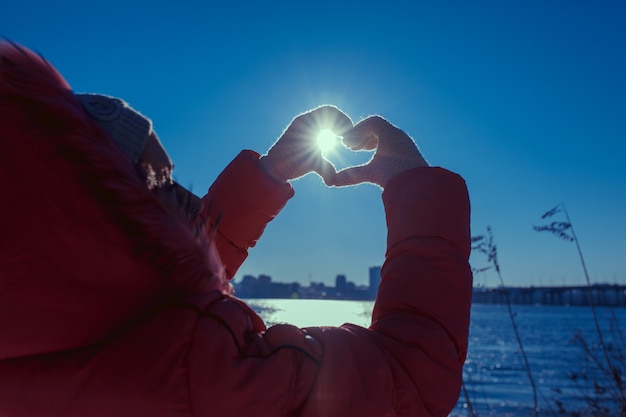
[3,1,625,287]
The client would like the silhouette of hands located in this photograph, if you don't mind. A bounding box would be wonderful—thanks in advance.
[260,106,353,185]
[332,115,429,189]
[260,108,427,189]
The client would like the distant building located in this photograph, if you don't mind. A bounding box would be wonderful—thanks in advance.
[239,274,258,297]
[336,274,347,294]
[235,274,300,299]
[369,266,381,298]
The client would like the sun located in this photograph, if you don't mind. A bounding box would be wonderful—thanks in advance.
[316,129,339,154]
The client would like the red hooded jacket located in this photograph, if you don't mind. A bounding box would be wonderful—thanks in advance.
[0,42,472,417]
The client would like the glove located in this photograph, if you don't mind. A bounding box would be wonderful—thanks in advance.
[259,105,353,185]
[332,115,429,189]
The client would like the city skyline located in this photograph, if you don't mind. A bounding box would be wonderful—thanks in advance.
[235,266,381,300]
[235,269,626,307]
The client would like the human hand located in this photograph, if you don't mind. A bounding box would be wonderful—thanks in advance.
[259,105,353,185]
[332,115,429,189]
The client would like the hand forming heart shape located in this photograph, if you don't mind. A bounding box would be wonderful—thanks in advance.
[260,105,428,189]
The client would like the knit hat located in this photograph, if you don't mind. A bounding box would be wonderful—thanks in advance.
[75,93,202,217]
[75,93,152,163]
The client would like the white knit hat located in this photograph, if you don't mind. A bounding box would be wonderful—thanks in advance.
[75,93,152,163]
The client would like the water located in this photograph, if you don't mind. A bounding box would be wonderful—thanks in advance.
[245,299,626,416]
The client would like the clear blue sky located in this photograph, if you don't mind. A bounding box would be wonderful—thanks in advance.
[4,1,625,287]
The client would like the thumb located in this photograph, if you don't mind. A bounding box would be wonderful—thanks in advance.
[313,157,337,186]
[332,164,377,188]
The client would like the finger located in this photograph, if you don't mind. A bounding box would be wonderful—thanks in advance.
[313,157,337,186]
[332,165,374,187]
[301,105,354,136]
[342,115,396,150]
[341,132,378,151]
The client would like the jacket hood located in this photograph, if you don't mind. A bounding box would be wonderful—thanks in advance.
[0,42,220,359]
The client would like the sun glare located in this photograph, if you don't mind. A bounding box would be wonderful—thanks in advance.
[317,129,339,154]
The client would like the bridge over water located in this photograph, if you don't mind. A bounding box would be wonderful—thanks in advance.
[472,284,626,307]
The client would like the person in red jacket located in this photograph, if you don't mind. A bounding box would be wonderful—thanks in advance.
[0,41,472,417]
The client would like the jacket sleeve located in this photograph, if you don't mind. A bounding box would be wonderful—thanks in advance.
[376,166,472,414]
[301,167,472,417]
[199,150,295,280]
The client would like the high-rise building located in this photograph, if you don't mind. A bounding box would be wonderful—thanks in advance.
[336,274,347,293]
[369,266,381,297]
